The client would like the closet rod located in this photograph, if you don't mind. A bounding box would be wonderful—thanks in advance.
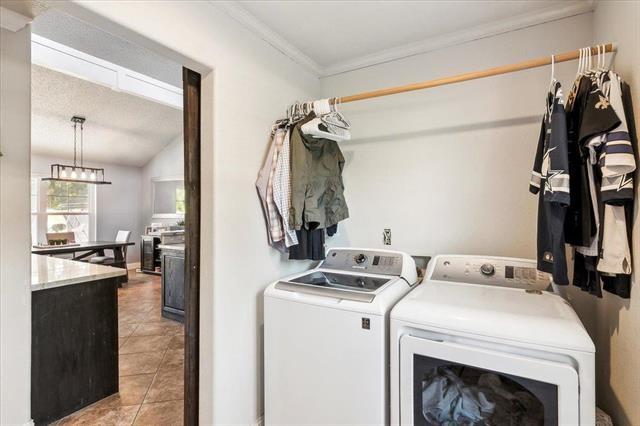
[333,43,615,104]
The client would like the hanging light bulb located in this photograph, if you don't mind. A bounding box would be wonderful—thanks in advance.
[60,167,67,178]
[90,171,96,180]
[70,168,77,179]
[81,169,87,180]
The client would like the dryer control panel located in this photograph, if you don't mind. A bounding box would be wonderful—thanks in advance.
[322,248,403,276]
[429,255,551,291]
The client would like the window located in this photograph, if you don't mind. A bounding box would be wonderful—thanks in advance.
[152,178,185,218]
[31,177,96,245]
[176,187,185,214]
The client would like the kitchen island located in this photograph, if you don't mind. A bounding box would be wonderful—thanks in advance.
[31,255,125,425]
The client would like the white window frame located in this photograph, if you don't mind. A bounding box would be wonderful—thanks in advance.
[31,174,97,244]
[151,176,186,219]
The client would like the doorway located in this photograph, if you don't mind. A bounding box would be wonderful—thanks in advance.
[27,9,201,425]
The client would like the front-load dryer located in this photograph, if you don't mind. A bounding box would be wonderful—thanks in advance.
[390,255,595,426]
[264,248,418,425]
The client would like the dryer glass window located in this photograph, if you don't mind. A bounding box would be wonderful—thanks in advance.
[290,272,390,292]
[413,354,558,426]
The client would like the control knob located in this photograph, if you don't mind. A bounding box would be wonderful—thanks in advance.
[480,263,495,276]
[354,253,367,264]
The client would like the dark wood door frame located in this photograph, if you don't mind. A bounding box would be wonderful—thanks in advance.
[183,67,201,426]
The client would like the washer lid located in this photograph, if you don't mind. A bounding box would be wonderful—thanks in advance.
[391,281,595,353]
[289,270,391,292]
[276,270,393,303]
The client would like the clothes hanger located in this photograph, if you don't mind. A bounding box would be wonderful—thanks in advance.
[324,98,351,130]
[576,47,583,78]
[301,98,351,141]
[548,54,557,93]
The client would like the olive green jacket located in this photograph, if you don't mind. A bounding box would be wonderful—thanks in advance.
[289,117,349,230]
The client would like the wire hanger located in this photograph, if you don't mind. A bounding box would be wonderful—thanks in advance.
[548,54,557,94]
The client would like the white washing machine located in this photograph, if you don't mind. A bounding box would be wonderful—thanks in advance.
[390,255,595,426]
[264,248,418,425]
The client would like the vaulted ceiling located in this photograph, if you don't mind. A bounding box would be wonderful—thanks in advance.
[31,65,182,167]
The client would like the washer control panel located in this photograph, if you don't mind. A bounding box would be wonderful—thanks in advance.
[322,249,403,276]
[430,256,551,290]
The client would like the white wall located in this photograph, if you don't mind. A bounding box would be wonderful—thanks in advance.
[56,1,321,424]
[0,25,32,426]
[140,134,183,228]
[31,155,144,263]
[593,2,640,425]
[321,13,599,331]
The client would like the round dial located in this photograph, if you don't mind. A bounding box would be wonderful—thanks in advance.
[354,253,367,264]
[480,263,495,276]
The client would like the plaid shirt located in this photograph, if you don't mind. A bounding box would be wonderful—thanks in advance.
[273,128,298,247]
[266,130,285,243]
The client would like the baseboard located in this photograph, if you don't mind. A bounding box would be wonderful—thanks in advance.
[254,415,264,426]
[128,262,141,271]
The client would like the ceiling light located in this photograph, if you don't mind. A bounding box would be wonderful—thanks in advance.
[43,116,111,185]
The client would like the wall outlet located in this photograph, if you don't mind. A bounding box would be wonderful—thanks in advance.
[383,229,391,245]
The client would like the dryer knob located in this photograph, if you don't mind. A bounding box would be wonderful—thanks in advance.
[480,263,495,276]
[354,253,367,264]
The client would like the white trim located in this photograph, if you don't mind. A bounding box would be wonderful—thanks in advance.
[215,1,596,77]
[31,34,183,109]
[211,1,322,76]
[151,176,185,219]
[322,1,596,76]
[0,6,32,32]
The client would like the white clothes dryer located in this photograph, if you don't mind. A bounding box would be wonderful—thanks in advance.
[264,248,418,425]
[390,255,595,426]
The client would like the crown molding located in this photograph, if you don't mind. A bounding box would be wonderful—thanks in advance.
[213,1,597,78]
[322,0,597,76]
[211,1,323,76]
[0,6,32,32]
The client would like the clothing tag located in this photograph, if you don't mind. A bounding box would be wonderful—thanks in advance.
[543,252,554,263]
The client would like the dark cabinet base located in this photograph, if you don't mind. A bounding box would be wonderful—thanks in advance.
[161,248,185,323]
[31,278,119,425]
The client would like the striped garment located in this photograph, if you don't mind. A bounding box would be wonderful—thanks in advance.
[266,130,285,243]
[273,128,298,247]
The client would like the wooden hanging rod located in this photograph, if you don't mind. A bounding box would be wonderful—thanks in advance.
[333,43,615,104]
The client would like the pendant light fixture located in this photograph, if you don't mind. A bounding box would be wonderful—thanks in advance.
[43,116,111,185]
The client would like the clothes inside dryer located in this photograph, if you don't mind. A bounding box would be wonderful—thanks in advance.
[290,271,390,292]
[414,354,558,426]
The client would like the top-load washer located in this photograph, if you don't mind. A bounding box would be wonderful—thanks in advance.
[264,248,418,425]
[390,255,595,426]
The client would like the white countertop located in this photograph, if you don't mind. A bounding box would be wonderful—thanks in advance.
[158,243,185,251]
[31,254,126,291]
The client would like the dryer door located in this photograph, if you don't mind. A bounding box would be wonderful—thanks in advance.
[399,335,579,425]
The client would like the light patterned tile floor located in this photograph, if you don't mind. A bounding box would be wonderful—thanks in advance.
[53,272,184,425]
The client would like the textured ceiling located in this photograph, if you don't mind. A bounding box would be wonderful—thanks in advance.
[32,9,182,87]
[236,0,590,70]
[31,65,182,167]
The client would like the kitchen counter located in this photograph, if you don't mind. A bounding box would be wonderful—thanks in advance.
[31,255,122,424]
[31,254,126,291]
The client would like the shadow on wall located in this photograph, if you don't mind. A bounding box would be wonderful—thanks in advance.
[597,295,633,425]
[347,115,540,146]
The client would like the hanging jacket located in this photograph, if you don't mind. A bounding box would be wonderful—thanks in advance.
[289,113,349,230]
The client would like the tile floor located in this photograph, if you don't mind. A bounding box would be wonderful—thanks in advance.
[53,272,184,425]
